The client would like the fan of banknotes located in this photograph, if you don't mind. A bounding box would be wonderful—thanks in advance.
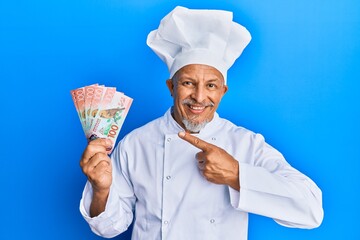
[70,84,133,149]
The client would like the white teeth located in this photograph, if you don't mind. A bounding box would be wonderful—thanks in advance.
[190,105,205,110]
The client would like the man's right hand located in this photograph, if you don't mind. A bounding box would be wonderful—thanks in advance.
[80,138,113,217]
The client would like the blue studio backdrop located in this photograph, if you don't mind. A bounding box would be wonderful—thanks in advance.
[0,0,359,239]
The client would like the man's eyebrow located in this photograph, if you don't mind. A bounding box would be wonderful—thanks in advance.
[204,78,224,85]
[175,75,223,84]
[177,76,196,81]
[206,78,221,82]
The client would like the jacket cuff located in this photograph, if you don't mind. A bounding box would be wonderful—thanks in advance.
[79,181,129,237]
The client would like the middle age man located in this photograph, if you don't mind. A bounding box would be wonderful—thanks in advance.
[80,6,323,239]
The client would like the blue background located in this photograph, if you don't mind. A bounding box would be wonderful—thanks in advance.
[0,0,359,239]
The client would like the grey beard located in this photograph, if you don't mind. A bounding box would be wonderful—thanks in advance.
[182,118,209,133]
[178,99,214,132]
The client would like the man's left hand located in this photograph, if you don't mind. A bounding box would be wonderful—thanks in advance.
[178,131,240,191]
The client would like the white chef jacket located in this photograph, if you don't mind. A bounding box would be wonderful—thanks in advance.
[80,108,323,239]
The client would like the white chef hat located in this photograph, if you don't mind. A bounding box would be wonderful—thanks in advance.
[146,6,251,84]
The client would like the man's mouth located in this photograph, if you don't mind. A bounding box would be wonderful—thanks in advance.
[182,99,215,115]
[188,104,206,114]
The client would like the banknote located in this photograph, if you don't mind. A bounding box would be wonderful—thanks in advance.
[89,91,133,146]
[87,86,117,139]
[84,84,98,132]
[70,87,86,131]
[71,84,133,151]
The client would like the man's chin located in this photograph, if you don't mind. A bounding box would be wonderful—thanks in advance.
[182,119,209,133]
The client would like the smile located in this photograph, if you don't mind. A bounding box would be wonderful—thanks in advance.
[181,99,215,114]
[187,104,207,114]
[189,105,205,110]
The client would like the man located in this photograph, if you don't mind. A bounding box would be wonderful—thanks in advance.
[79,6,323,239]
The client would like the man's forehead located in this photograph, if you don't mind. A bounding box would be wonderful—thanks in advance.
[174,64,224,81]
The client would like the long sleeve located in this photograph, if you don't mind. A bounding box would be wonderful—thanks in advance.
[79,143,136,238]
[79,111,324,239]
[228,133,323,229]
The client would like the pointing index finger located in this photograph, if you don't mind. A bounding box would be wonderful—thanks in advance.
[178,131,210,151]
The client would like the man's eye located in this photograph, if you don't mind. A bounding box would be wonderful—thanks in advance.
[183,81,193,86]
[207,83,216,89]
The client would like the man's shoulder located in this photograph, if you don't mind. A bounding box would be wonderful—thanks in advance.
[218,117,255,135]
[122,114,166,144]
[216,117,265,143]
[215,117,267,151]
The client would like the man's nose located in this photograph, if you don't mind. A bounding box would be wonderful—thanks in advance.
[191,86,206,103]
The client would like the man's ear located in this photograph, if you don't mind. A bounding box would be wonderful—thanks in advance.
[222,84,228,96]
[166,79,174,96]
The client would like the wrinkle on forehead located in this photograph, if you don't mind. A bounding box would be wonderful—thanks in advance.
[172,64,224,84]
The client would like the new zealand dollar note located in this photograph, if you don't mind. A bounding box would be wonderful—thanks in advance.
[89,91,133,149]
[71,84,133,150]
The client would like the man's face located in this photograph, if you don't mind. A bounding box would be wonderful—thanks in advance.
[166,64,228,133]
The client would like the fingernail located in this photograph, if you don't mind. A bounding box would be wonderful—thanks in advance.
[178,131,185,138]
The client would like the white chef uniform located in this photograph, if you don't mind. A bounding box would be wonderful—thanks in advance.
[80,108,323,239]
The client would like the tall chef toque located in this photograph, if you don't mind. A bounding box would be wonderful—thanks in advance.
[146,6,251,84]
